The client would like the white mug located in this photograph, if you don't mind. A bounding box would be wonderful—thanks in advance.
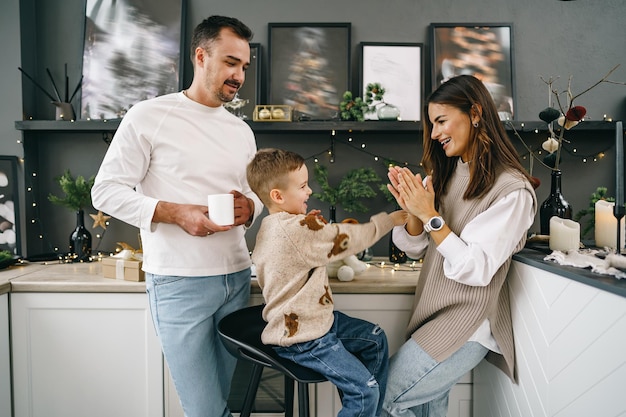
[207,194,234,226]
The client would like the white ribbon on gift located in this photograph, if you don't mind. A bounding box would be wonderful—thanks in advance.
[111,249,143,280]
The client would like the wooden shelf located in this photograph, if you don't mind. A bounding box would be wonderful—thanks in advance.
[15,119,122,132]
[14,119,618,134]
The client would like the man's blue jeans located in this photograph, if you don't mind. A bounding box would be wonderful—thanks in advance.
[274,311,389,417]
[146,269,251,417]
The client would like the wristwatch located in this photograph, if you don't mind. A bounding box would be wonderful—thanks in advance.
[423,216,445,233]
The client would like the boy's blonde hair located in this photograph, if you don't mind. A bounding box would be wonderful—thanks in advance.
[247,148,306,207]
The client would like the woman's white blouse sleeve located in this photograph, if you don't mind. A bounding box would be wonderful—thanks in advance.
[391,225,429,260]
[437,188,535,286]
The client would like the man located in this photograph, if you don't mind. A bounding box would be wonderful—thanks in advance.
[91,15,262,417]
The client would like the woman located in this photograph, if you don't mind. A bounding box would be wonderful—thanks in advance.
[382,75,537,417]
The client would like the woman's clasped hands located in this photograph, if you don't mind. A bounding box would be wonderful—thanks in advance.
[387,166,438,226]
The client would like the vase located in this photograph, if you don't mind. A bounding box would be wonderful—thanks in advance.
[539,170,573,235]
[52,101,75,121]
[377,103,400,121]
[69,209,92,262]
[389,228,407,263]
[328,205,337,223]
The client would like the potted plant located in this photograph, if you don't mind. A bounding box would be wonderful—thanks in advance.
[48,169,95,261]
[312,164,380,222]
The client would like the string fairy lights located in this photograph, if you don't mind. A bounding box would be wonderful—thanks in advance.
[512,124,616,168]
[16,120,618,259]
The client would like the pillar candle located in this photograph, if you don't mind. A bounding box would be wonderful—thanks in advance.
[549,217,580,252]
[595,200,626,249]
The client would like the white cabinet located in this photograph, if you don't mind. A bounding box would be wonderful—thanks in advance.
[11,292,163,417]
[473,261,626,417]
[1,293,10,417]
[314,293,472,417]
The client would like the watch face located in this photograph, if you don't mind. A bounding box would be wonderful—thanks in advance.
[430,217,443,230]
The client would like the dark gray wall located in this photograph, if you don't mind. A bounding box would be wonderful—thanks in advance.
[2,0,625,257]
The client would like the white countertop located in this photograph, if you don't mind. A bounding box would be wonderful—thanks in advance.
[1,258,421,295]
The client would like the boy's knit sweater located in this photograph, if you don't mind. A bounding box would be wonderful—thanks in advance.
[252,211,394,347]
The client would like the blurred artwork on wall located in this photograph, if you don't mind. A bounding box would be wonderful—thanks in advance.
[80,0,185,120]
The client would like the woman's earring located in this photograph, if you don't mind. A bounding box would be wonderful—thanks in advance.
[473,122,479,128]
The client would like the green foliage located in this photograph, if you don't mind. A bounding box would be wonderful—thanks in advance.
[339,91,368,121]
[338,83,389,121]
[364,82,386,108]
[48,169,95,211]
[574,186,614,238]
[378,183,394,203]
[312,164,381,213]
[0,250,13,263]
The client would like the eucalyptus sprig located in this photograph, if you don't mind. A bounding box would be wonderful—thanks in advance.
[48,169,95,211]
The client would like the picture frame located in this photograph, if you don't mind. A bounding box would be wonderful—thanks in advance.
[80,0,186,120]
[359,42,424,121]
[268,22,351,120]
[430,23,516,120]
[226,43,262,120]
[0,156,21,258]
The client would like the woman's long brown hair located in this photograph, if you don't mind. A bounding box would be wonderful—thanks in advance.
[421,75,532,208]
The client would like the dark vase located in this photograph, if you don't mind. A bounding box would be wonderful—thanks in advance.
[70,209,92,262]
[539,170,573,235]
[328,205,337,223]
[389,228,407,263]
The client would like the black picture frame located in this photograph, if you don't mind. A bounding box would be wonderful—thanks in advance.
[228,43,262,120]
[268,22,351,120]
[80,0,187,120]
[359,42,424,121]
[0,156,21,258]
[430,23,516,120]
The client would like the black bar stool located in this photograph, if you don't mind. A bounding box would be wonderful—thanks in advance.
[218,304,328,417]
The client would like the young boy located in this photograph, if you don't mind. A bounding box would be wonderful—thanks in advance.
[246,148,407,417]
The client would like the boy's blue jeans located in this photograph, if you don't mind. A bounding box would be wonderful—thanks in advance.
[274,311,389,417]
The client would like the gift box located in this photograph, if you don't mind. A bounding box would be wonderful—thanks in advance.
[102,257,145,282]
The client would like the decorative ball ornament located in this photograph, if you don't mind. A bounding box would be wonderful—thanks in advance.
[557,115,579,130]
[336,265,355,281]
[539,107,560,124]
[258,108,271,119]
[542,137,559,153]
[271,108,285,119]
[565,105,587,121]
[543,152,559,168]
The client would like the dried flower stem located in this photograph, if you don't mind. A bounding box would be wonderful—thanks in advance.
[506,122,555,171]
[538,64,624,171]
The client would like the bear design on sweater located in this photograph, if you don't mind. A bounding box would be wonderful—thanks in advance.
[299,213,327,230]
[328,233,349,258]
[284,312,299,337]
[319,285,333,305]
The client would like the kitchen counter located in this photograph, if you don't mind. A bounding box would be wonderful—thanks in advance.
[0,262,54,295]
[3,249,625,298]
[515,246,626,298]
[6,261,146,293]
[2,258,422,294]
